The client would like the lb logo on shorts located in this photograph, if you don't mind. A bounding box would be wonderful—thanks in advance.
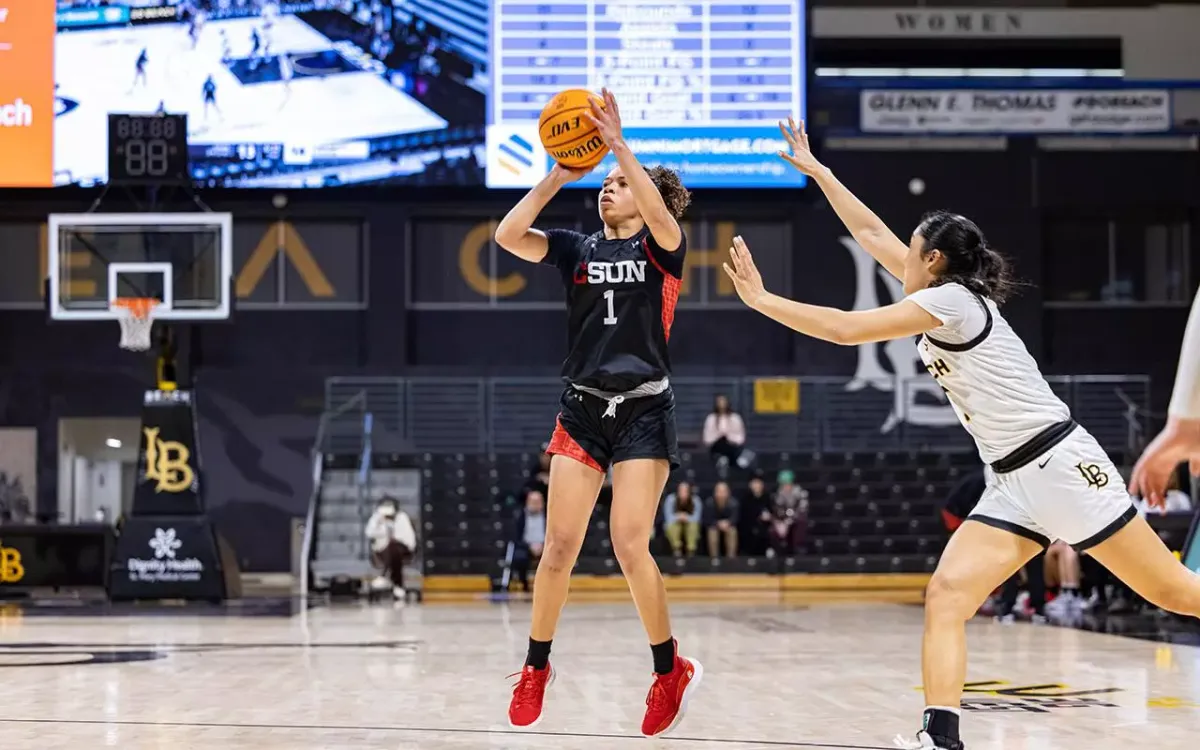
[0,546,25,583]
[1076,462,1110,489]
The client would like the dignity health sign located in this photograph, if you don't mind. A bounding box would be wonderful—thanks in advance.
[0,2,54,187]
[860,89,1172,134]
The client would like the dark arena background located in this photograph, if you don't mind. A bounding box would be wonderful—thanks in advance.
[0,1,1198,748]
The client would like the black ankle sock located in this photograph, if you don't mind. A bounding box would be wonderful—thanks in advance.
[525,638,552,670]
[1062,585,1079,596]
[923,707,960,743]
[651,638,676,675]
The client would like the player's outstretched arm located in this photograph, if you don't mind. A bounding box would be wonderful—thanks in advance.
[587,89,683,251]
[723,236,941,345]
[777,118,909,282]
[495,164,590,262]
[1130,286,1200,504]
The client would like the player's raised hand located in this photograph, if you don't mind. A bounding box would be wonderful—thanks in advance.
[550,162,593,184]
[585,88,624,146]
[1129,416,1200,508]
[723,236,767,308]
[777,117,823,175]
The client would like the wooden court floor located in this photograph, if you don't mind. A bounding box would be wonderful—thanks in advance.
[0,600,1197,749]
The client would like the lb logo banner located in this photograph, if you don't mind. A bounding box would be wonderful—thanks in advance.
[0,2,54,187]
[0,546,24,583]
[143,427,196,493]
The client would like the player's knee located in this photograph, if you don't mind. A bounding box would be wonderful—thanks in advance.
[610,523,652,566]
[924,570,977,621]
[542,529,584,569]
[1141,571,1200,616]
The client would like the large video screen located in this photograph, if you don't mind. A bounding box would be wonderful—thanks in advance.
[45,0,806,188]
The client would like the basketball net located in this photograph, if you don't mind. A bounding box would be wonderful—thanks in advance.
[113,298,159,351]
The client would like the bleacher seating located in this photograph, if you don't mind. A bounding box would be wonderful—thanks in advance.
[416,450,992,578]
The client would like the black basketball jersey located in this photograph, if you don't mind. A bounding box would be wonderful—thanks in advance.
[542,226,686,393]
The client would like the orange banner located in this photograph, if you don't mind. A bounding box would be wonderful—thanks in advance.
[0,2,55,187]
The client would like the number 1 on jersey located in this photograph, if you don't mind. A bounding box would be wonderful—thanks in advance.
[602,289,618,325]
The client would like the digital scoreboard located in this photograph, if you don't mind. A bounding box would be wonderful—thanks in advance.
[487,1,807,188]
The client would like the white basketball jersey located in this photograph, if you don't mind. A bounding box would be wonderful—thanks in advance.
[906,283,1070,463]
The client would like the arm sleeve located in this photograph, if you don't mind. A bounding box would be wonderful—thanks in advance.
[541,228,587,273]
[702,414,718,446]
[1168,287,1200,418]
[662,494,676,521]
[644,229,687,279]
[905,284,976,340]
[728,497,741,525]
[689,500,702,524]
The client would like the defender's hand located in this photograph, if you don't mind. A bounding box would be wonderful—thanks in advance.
[777,117,823,176]
[723,235,768,308]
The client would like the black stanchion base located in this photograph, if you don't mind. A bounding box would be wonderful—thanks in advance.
[107,516,228,602]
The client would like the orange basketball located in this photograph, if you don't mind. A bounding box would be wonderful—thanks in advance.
[539,89,609,170]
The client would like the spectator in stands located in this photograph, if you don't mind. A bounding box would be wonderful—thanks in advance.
[739,474,772,556]
[662,481,701,557]
[703,394,751,477]
[510,490,547,593]
[1043,540,1085,618]
[704,481,739,558]
[525,444,551,499]
[365,497,417,600]
[767,470,808,557]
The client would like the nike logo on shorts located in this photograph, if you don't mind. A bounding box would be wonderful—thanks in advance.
[1037,454,1054,469]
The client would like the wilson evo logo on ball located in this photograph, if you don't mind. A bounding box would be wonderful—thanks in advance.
[539,88,610,170]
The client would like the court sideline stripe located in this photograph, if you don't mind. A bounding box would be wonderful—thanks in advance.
[0,717,892,749]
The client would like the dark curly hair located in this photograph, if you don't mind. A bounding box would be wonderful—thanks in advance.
[645,165,691,220]
[916,211,1019,303]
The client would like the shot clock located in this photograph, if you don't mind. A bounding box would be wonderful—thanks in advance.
[107,114,190,186]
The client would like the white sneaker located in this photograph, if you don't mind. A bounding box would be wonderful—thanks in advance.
[370,575,391,591]
[392,586,407,601]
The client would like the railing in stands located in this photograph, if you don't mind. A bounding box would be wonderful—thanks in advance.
[322,375,1151,457]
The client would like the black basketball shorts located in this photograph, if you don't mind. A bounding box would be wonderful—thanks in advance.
[546,387,679,472]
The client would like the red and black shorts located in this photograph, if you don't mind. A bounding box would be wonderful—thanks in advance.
[546,387,679,472]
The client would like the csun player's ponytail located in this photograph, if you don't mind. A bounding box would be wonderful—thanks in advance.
[917,211,1019,303]
[645,166,692,220]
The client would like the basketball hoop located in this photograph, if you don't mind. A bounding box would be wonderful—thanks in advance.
[113,298,159,351]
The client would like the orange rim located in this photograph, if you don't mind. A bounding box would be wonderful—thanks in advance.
[113,297,159,319]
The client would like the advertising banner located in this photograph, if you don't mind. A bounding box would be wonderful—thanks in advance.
[860,90,1171,134]
[0,2,54,187]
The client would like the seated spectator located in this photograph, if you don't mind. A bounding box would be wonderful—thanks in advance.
[704,481,739,558]
[739,474,772,556]
[768,470,808,557]
[1043,540,1084,618]
[703,395,753,477]
[524,444,551,499]
[365,497,417,599]
[662,481,701,557]
[510,490,546,592]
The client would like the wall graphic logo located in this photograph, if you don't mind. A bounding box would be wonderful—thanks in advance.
[143,427,196,493]
[842,237,958,433]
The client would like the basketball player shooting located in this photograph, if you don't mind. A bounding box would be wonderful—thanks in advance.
[723,117,1200,750]
[1130,286,1200,502]
[494,88,700,737]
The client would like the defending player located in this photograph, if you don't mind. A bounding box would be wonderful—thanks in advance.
[494,89,701,737]
[132,48,149,89]
[724,118,1200,750]
[1130,286,1200,501]
[201,75,220,121]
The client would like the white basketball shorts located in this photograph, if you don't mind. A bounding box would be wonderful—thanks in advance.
[969,426,1137,550]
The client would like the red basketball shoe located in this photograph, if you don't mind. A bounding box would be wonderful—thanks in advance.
[508,663,555,729]
[641,648,703,737]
